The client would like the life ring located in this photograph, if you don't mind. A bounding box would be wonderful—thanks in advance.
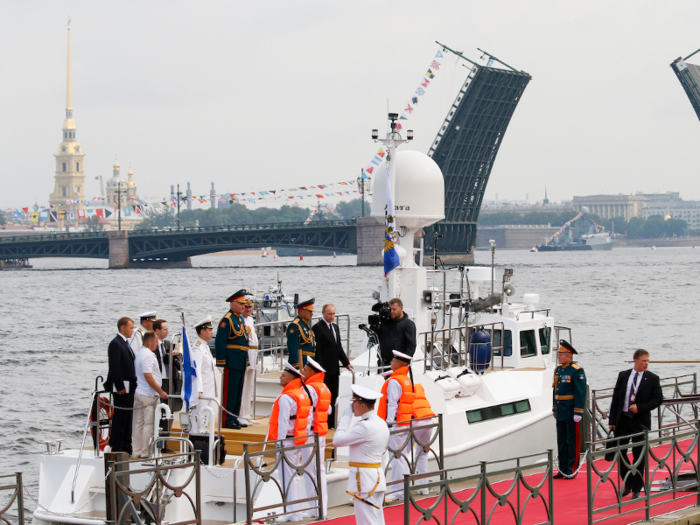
[90,395,113,451]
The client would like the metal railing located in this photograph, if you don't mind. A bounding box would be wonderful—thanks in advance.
[106,453,201,525]
[0,473,25,525]
[386,415,444,498]
[586,422,700,524]
[405,450,554,525]
[243,433,324,524]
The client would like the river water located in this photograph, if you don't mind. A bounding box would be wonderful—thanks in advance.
[1,247,699,497]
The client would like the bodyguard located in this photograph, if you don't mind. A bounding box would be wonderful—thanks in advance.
[552,340,587,479]
[286,298,316,370]
[215,290,250,430]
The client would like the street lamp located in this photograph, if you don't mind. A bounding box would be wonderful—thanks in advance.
[357,169,373,218]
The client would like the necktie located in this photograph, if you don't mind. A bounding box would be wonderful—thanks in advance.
[328,322,336,343]
[127,339,134,359]
[155,344,163,373]
[626,372,639,417]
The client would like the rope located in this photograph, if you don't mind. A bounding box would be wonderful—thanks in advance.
[24,469,112,517]
[203,465,235,479]
[107,397,161,412]
[556,449,589,479]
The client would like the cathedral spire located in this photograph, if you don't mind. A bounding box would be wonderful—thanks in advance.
[66,20,73,117]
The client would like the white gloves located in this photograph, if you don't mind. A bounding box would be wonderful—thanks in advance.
[573,415,582,423]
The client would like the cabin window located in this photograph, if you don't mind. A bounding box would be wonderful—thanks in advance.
[520,330,538,358]
[539,327,551,355]
[492,330,512,357]
[466,399,531,424]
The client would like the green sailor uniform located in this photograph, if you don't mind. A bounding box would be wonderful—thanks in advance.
[286,298,316,370]
[553,340,587,477]
[216,290,250,428]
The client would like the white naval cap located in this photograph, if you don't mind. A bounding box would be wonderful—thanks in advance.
[392,350,413,363]
[244,294,255,306]
[194,316,213,329]
[139,310,157,320]
[351,384,383,402]
[283,361,303,378]
[305,357,326,374]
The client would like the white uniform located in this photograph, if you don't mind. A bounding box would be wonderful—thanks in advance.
[412,418,435,489]
[386,377,410,498]
[239,315,259,422]
[333,405,390,525]
[190,337,218,434]
[129,325,147,354]
[301,383,331,518]
[273,394,303,522]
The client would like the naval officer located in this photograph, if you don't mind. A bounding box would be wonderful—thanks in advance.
[190,316,218,434]
[333,384,389,525]
[130,311,157,353]
[552,340,587,479]
[286,298,316,370]
[215,290,250,430]
[239,296,260,426]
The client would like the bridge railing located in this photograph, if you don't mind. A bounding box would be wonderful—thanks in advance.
[0,231,109,243]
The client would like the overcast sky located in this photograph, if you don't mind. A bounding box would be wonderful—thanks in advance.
[2,1,700,210]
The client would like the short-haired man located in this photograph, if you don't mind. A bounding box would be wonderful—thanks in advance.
[133,331,168,459]
[609,349,663,499]
[239,297,260,426]
[190,317,219,434]
[107,317,137,454]
[333,385,389,525]
[370,298,417,368]
[130,311,157,353]
[287,298,316,370]
[152,319,173,452]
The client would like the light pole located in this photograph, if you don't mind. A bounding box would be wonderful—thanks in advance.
[176,184,182,230]
[357,169,372,218]
[117,182,122,231]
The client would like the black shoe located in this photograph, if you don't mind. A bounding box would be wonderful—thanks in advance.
[632,490,641,499]
[621,486,632,497]
[564,474,576,480]
[224,421,241,429]
[161,446,177,454]
[553,472,565,479]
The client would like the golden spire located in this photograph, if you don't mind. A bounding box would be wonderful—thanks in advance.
[66,20,72,113]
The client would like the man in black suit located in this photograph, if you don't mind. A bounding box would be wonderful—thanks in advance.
[106,317,137,454]
[312,304,353,429]
[609,348,663,499]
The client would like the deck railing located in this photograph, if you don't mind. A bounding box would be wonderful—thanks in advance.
[0,473,25,525]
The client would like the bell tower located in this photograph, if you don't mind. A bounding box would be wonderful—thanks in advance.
[49,21,85,214]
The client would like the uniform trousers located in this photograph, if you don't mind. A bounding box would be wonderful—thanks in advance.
[109,387,135,454]
[353,490,385,525]
[278,439,303,521]
[132,393,158,458]
[222,368,245,426]
[412,422,435,486]
[556,419,578,475]
[239,368,256,420]
[301,434,327,518]
[388,429,411,498]
[190,400,215,434]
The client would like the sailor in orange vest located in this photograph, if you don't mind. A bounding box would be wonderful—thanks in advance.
[267,361,312,523]
[300,357,332,518]
[376,350,415,500]
[333,384,389,525]
[412,383,436,495]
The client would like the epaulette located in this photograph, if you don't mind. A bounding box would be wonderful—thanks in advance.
[292,318,301,326]
[137,327,143,333]
[224,312,232,319]
[571,364,580,370]
[195,341,201,347]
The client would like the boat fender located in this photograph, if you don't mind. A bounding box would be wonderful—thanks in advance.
[89,395,113,451]
[469,327,492,374]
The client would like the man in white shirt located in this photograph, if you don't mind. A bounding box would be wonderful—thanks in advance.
[132,331,168,459]
[239,297,260,426]
[130,311,157,353]
[333,385,389,525]
[190,316,219,434]
[153,319,174,453]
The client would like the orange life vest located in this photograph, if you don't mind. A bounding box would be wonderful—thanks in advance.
[377,366,415,426]
[412,384,436,419]
[305,373,332,437]
[268,378,312,445]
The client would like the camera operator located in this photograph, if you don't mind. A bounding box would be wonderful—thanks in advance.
[369,298,417,367]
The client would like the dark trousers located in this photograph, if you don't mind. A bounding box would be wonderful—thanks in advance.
[615,417,646,492]
[325,374,339,429]
[556,419,578,475]
[110,389,135,454]
[158,379,170,449]
[222,368,245,426]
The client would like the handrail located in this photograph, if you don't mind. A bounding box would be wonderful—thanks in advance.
[0,473,25,525]
[71,383,102,504]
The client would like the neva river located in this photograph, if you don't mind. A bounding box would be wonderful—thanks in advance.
[1,247,699,494]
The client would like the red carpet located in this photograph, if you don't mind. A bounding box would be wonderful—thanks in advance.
[322,440,698,524]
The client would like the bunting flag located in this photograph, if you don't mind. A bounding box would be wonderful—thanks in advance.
[544,213,584,245]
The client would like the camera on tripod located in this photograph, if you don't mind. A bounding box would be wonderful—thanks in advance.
[369,301,391,325]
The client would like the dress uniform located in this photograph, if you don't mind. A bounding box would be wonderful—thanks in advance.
[129,311,156,353]
[268,362,311,523]
[377,350,415,500]
[301,357,332,518]
[215,290,250,430]
[333,385,389,525]
[190,316,218,434]
[286,299,316,370]
[552,340,587,478]
[412,383,436,495]
[239,296,260,426]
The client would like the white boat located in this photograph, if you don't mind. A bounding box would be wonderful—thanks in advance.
[32,117,560,525]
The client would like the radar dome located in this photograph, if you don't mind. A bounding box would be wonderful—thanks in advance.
[370,150,445,230]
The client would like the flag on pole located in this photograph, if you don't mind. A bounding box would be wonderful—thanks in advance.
[384,157,400,277]
[181,323,198,411]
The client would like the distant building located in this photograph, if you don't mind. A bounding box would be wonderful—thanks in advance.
[640,201,700,229]
[571,194,647,222]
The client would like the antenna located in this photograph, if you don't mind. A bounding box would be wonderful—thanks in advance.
[476,48,520,72]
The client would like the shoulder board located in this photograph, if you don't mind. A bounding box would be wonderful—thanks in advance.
[571,364,580,370]
[292,318,301,326]
[137,327,143,333]
[195,341,201,347]
[224,312,232,319]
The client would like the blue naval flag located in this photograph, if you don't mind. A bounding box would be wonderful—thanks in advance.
[384,158,400,276]
[181,324,198,411]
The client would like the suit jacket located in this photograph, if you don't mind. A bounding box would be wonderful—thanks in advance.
[312,320,350,377]
[106,334,136,393]
[609,369,663,430]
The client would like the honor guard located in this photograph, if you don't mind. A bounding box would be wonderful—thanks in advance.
[130,311,156,353]
[553,340,587,479]
[239,295,260,426]
[333,385,389,525]
[286,298,316,370]
[301,357,332,518]
[190,316,218,434]
[377,350,415,500]
[215,290,250,430]
[268,362,311,523]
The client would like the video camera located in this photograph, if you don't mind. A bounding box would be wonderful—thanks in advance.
[369,300,391,326]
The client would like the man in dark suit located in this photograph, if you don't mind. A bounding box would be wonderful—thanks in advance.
[609,349,663,499]
[106,317,137,454]
[312,304,353,429]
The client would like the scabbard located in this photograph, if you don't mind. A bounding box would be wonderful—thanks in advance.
[346,491,380,509]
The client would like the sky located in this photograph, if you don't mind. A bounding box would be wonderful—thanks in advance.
[1,1,700,210]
